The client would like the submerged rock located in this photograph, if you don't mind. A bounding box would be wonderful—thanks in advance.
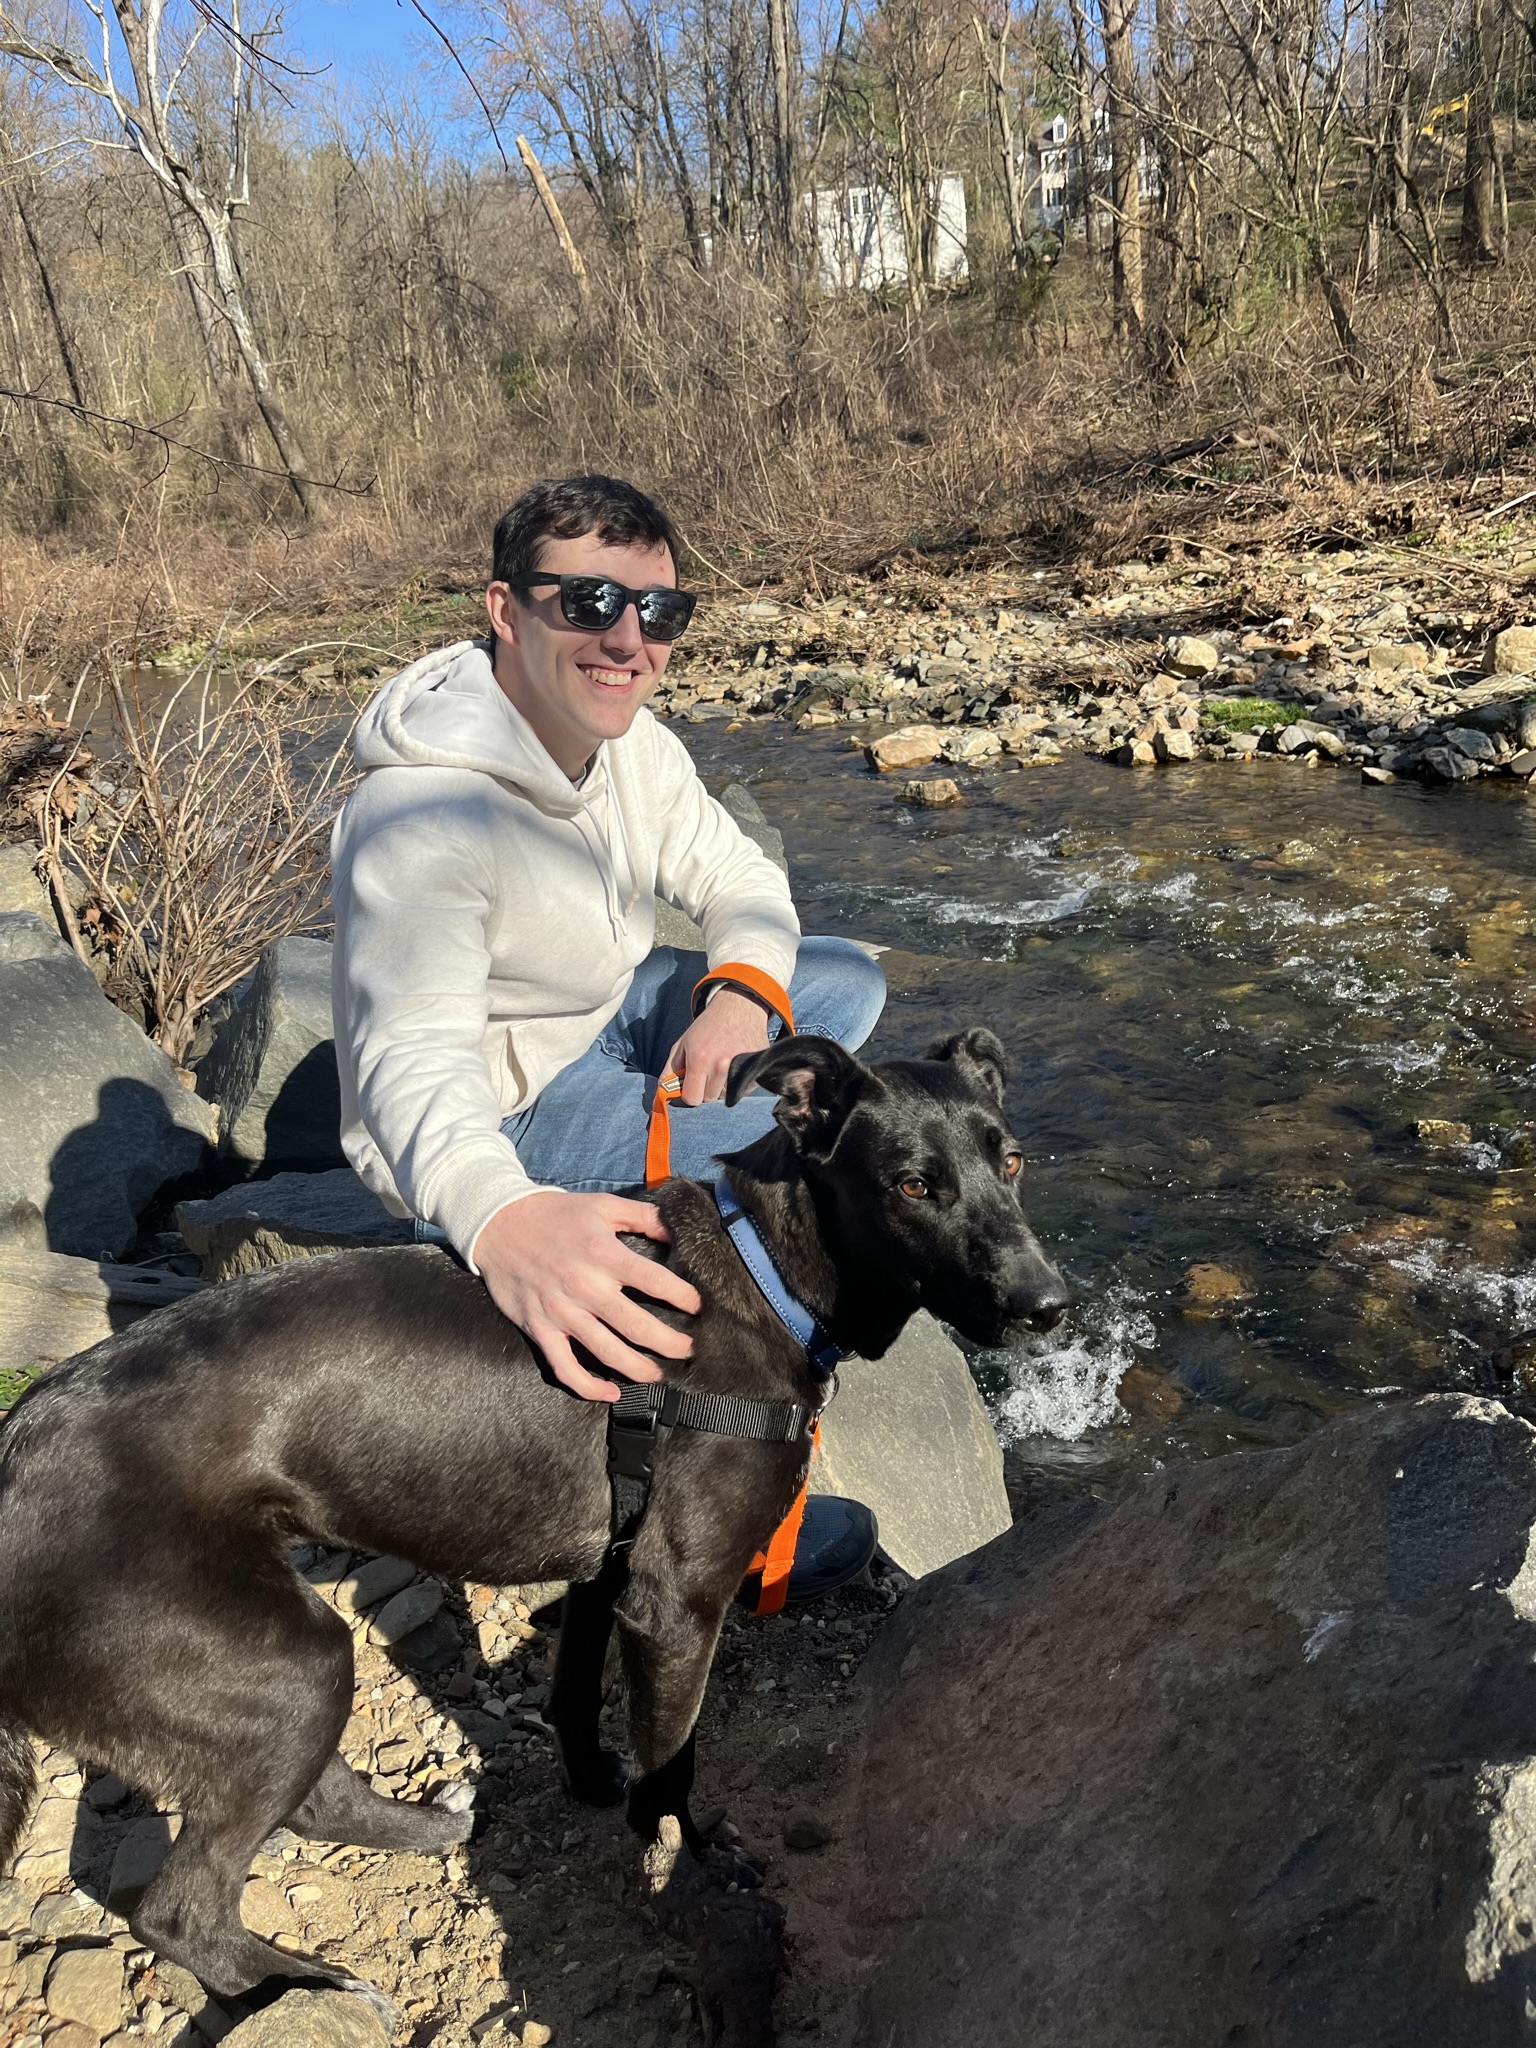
[839,1396,1536,2046]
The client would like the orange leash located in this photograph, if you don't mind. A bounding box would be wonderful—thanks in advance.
[644,961,809,1616]
[644,962,795,1189]
[746,1420,820,1616]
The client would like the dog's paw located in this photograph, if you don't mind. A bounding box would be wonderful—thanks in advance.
[562,1746,629,1808]
[433,1780,476,1816]
[337,1974,399,2033]
[705,1840,766,1891]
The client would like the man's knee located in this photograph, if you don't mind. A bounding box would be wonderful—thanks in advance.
[791,936,886,1049]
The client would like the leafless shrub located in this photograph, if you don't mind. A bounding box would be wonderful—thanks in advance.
[34,662,356,1065]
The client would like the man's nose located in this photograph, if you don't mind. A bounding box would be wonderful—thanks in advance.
[602,604,645,655]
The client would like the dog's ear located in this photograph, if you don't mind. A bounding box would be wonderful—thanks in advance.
[726,1035,872,1155]
[926,1028,1008,1107]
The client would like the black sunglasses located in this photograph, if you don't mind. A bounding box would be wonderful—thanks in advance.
[508,572,698,642]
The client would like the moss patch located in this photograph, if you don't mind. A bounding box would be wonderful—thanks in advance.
[0,1363,42,1413]
[1203,697,1290,732]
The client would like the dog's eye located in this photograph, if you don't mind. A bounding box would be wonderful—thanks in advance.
[1003,1152,1023,1179]
[898,1176,929,1199]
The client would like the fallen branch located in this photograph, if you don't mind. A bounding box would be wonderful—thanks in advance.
[0,386,376,497]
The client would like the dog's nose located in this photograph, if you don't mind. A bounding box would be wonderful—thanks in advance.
[1010,1268,1071,1333]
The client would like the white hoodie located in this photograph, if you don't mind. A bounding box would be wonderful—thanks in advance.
[331,640,799,1263]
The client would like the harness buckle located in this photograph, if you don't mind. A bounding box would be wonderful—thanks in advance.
[608,1403,660,1483]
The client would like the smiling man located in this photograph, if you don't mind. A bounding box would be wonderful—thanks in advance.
[332,478,886,1607]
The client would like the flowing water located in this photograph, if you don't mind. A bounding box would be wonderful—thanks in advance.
[683,723,1536,1509]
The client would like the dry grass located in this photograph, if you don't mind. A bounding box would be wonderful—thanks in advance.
[3,245,1535,689]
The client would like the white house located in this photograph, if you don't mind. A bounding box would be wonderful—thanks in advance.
[1030,110,1158,230]
[811,176,969,292]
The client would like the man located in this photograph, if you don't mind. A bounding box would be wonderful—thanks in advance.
[331,475,886,1595]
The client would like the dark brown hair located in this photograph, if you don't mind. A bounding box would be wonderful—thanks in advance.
[491,475,681,589]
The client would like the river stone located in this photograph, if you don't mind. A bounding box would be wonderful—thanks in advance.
[1113,740,1157,767]
[808,1311,1009,1578]
[1422,745,1481,780]
[370,1579,443,1645]
[220,1989,390,2047]
[1486,625,1536,675]
[1278,720,1347,759]
[45,1946,126,2034]
[0,914,214,1258]
[1510,748,1536,778]
[840,1395,1536,2047]
[196,936,343,1169]
[337,1554,417,1614]
[0,841,50,921]
[1153,728,1195,762]
[1162,634,1219,677]
[864,725,944,773]
[1367,641,1428,671]
[1447,726,1499,763]
[174,1168,412,1281]
[901,778,962,806]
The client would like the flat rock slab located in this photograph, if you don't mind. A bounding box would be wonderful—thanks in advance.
[221,1988,391,2047]
[0,1246,203,1383]
[175,1168,413,1281]
[197,935,344,1169]
[0,913,213,1256]
[809,1311,1009,1577]
[843,1395,1536,2047]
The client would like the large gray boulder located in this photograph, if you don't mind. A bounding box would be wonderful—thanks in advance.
[835,1395,1536,2047]
[196,935,344,1169]
[176,1167,412,1281]
[655,783,788,950]
[0,913,214,1257]
[810,1313,1010,1576]
[0,1246,202,1384]
[0,841,51,922]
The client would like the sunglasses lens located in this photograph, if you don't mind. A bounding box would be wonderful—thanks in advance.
[637,591,695,641]
[559,577,625,630]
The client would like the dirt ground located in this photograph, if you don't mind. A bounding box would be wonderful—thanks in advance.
[0,1552,899,2048]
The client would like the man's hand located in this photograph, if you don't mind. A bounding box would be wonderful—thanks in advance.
[668,988,771,1106]
[472,1190,702,1403]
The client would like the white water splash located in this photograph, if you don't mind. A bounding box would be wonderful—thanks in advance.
[1387,1242,1536,1326]
[990,1293,1156,1443]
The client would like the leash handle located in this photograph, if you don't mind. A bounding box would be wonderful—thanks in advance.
[748,1420,820,1616]
[644,963,794,1188]
[689,962,796,1032]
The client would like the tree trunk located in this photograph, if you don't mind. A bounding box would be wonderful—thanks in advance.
[1460,0,1501,263]
[767,0,802,259]
[1100,0,1144,340]
[14,185,87,415]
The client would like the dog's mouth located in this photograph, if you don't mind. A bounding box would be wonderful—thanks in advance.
[937,1268,1072,1349]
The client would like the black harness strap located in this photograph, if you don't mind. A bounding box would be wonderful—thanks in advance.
[605,1377,824,1547]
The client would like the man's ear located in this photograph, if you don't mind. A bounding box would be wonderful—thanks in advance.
[926,1027,1008,1108]
[725,1035,874,1157]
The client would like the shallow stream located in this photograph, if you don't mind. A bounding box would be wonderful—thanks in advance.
[684,724,1536,1509]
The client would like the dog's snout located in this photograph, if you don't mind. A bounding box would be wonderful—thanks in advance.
[1009,1266,1071,1333]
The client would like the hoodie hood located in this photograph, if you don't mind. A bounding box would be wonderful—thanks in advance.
[353,638,642,933]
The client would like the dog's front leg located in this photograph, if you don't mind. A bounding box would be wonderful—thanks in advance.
[614,1564,735,1864]
[550,1545,630,1807]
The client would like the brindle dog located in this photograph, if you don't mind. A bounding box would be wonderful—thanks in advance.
[0,1030,1067,2027]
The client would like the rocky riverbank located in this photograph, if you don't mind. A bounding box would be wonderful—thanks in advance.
[647,545,1536,791]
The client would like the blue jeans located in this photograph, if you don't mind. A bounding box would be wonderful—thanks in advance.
[417,937,885,1228]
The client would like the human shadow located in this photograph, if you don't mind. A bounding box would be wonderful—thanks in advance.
[44,1074,212,1264]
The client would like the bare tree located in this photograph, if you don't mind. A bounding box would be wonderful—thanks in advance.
[0,0,316,509]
